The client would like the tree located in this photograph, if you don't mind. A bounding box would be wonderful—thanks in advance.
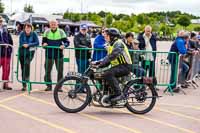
[0,0,4,13]
[112,20,132,32]
[98,11,106,18]
[177,15,191,28]
[24,4,34,13]
[137,14,145,25]
[105,13,113,27]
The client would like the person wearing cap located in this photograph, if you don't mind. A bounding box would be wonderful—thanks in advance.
[19,23,39,91]
[74,24,92,74]
[167,30,190,92]
[0,16,13,90]
[42,20,70,91]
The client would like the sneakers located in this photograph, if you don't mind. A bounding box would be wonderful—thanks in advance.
[45,86,52,91]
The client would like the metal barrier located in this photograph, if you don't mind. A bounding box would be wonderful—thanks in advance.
[180,52,200,90]
[0,44,14,90]
[172,51,200,94]
[16,46,179,94]
[129,50,178,94]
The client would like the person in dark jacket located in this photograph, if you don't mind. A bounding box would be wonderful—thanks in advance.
[42,20,69,91]
[93,28,132,102]
[167,30,190,93]
[74,24,92,74]
[0,16,13,90]
[92,28,106,61]
[19,23,39,91]
[137,25,157,77]
[188,32,198,49]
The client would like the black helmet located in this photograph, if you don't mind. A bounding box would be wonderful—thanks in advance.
[104,28,121,39]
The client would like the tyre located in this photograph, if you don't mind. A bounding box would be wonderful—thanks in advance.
[124,79,157,114]
[54,76,92,113]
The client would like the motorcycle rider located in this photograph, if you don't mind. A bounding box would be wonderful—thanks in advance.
[93,28,132,102]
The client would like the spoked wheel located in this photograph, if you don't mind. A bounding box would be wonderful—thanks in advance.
[124,79,157,114]
[54,76,92,113]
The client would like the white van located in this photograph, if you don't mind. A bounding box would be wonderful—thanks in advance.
[7,20,17,33]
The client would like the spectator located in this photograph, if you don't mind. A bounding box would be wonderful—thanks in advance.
[167,30,190,93]
[0,16,13,90]
[74,24,91,74]
[122,32,146,77]
[16,24,22,35]
[137,25,157,77]
[197,35,200,46]
[64,25,71,37]
[189,32,198,49]
[74,27,78,35]
[19,23,39,91]
[42,20,69,91]
[131,39,146,77]
[92,28,106,61]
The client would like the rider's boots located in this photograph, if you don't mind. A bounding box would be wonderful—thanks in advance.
[110,90,123,102]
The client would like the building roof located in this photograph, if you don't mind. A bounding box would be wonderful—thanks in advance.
[75,20,100,27]
[56,19,74,25]
[191,19,200,24]
[23,17,49,24]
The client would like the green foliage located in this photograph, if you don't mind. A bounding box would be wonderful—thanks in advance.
[0,0,4,13]
[177,15,191,27]
[105,13,113,27]
[62,10,199,33]
[194,26,200,31]
[98,11,106,18]
[159,23,173,35]
[24,4,34,13]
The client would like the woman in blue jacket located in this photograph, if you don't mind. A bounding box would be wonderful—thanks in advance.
[92,29,107,61]
[19,23,39,91]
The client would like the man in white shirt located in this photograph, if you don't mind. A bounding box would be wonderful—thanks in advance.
[137,25,157,77]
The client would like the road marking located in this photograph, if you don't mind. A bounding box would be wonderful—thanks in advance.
[0,93,25,103]
[24,95,196,133]
[0,89,39,104]
[115,109,195,133]
[0,103,76,133]
[158,103,200,110]
[156,108,200,122]
[24,95,142,133]
[81,113,142,133]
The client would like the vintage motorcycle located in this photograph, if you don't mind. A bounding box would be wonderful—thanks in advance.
[54,63,159,114]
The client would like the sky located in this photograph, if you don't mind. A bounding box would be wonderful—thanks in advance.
[2,0,200,16]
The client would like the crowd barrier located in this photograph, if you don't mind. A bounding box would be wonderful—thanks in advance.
[16,46,179,94]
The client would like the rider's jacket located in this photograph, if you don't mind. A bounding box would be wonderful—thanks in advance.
[99,38,132,67]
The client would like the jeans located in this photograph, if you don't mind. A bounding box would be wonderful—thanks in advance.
[76,59,89,74]
[133,66,146,77]
[180,62,189,84]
